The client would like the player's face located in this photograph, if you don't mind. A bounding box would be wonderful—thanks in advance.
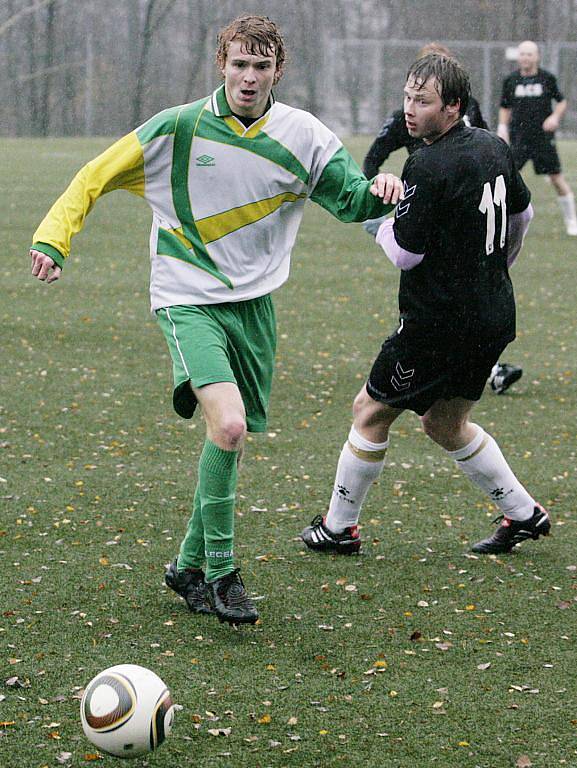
[221,39,277,118]
[404,76,460,144]
[517,43,539,75]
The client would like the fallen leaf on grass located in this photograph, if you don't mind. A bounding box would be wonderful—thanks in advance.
[208,728,231,736]
[516,757,532,768]
[56,753,73,764]
[477,662,492,671]
[5,676,25,687]
[258,714,272,725]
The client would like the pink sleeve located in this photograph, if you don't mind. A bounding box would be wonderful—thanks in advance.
[507,203,534,268]
[375,217,424,270]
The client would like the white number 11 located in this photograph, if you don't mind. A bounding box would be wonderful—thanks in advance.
[478,174,507,255]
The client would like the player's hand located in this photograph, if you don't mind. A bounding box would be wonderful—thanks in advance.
[370,173,403,205]
[542,115,559,133]
[30,249,62,283]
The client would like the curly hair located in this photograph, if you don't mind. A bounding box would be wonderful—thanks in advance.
[216,15,286,85]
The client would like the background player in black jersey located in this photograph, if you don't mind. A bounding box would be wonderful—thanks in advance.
[364,42,522,396]
[302,54,550,557]
[498,40,577,237]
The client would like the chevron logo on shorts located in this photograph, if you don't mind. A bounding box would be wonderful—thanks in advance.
[391,361,414,391]
[196,154,215,167]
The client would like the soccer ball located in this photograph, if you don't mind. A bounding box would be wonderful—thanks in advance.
[80,664,175,758]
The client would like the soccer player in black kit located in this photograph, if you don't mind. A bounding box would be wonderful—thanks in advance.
[498,40,577,237]
[302,54,551,557]
[363,43,523,396]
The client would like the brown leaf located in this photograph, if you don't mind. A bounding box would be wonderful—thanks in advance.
[516,756,532,768]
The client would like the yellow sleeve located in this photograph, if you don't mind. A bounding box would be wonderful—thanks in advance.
[33,131,145,261]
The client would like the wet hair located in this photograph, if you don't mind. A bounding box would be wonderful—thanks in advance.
[216,15,286,84]
[407,53,471,117]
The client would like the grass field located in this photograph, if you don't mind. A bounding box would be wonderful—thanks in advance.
[1,136,576,768]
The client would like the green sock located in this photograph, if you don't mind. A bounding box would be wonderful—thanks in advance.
[198,440,238,582]
[177,485,205,570]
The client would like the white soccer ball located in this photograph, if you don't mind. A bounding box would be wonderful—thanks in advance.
[80,664,175,758]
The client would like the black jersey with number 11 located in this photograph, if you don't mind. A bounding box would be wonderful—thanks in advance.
[393,121,531,345]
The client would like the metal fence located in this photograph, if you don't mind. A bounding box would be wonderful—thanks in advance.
[320,39,577,136]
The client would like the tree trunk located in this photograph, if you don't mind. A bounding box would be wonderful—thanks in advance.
[39,0,56,136]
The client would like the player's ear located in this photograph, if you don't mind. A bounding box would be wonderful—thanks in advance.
[448,98,461,117]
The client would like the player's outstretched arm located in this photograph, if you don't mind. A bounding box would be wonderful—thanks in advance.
[30,248,61,284]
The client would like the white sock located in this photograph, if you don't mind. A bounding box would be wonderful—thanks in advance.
[447,426,535,521]
[325,426,388,533]
[557,193,577,225]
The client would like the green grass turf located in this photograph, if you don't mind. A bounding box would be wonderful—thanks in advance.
[1,136,576,768]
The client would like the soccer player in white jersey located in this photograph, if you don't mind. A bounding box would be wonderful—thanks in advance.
[29,15,402,625]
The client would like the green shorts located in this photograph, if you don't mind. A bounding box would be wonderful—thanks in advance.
[156,296,276,433]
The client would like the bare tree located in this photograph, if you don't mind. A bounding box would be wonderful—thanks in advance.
[39,0,56,135]
[131,0,177,125]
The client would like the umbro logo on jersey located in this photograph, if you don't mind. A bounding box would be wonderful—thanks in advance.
[196,154,215,167]
[395,182,417,218]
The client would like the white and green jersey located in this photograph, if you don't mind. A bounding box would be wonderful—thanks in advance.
[33,85,392,310]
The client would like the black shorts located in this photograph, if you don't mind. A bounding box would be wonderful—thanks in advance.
[366,328,510,416]
[511,133,561,175]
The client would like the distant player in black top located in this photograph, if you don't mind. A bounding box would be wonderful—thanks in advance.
[499,40,577,236]
[302,54,550,558]
[363,42,522,396]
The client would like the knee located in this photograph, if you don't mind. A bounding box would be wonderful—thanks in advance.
[421,413,467,451]
[213,416,247,451]
[421,413,452,446]
[352,387,373,424]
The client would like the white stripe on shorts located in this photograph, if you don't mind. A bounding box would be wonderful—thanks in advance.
[165,307,191,379]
